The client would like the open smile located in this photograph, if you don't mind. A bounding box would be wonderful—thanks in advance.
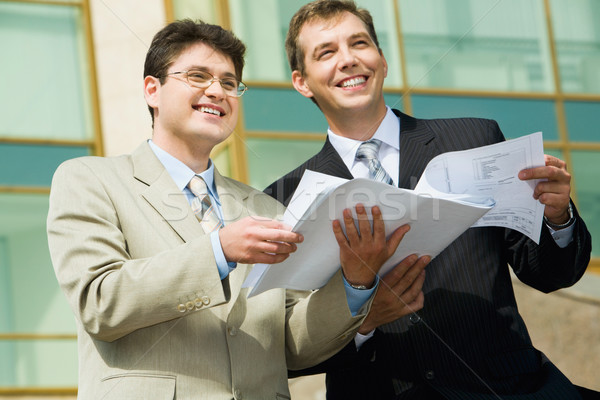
[193,105,225,117]
[337,76,368,88]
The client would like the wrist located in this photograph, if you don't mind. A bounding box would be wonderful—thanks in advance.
[545,203,575,230]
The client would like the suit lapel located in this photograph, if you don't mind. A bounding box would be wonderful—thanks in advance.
[394,110,441,189]
[133,142,204,243]
[312,137,355,179]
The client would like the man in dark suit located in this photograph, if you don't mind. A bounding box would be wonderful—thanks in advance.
[264,1,594,399]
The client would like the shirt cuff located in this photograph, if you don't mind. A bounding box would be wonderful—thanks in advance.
[343,275,378,316]
[210,230,236,279]
[354,329,375,350]
[546,219,576,248]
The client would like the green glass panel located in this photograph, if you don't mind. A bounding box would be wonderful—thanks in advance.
[550,0,600,94]
[229,0,402,86]
[0,144,90,187]
[411,95,559,140]
[243,88,328,132]
[564,101,600,142]
[0,340,77,387]
[570,151,600,257]
[243,88,403,133]
[0,2,92,140]
[246,138,323,190]
[398,0,553,92]
[172,0,218,23]
[0,193,76,334]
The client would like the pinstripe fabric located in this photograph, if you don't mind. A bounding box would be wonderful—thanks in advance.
[264,109,592,400]
[188,175,223,233]
[356,139,394,185]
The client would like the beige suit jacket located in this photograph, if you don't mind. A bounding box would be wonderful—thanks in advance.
[47,142,370,400]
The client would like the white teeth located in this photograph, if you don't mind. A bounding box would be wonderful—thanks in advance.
[199,106,221,116]
[341,77,366,88]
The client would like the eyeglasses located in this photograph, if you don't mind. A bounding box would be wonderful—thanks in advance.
[164,69,248,97]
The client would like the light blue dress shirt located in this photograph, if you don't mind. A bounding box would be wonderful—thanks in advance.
[148,140,373,316]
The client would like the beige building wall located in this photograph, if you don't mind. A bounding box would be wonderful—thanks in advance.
[90,0,166,157]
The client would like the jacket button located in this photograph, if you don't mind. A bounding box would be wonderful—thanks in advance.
[185,301,194,311]
[228,327,238,336]
[194,298,203,309]
[409,314,421,324]
[202,296,211,306]
[177,303,186,313]
[234,388,242,399]
[425,370,435,380]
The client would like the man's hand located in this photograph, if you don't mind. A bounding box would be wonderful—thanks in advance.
[519,154,571,225]
[219,216,303,264]
[358,255,429,334]
[332,204,409,289]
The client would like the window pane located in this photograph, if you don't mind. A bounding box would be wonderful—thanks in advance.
[228,0,402,85]
[246,138,323,190]
[0,143,90,187]
[0,2,93,140]
[570,151,600,258]
[399,0,553,92]
[550,0,600,94]
[173,0,219,23]
[564,101,600,142]
[411,95,559,140]
[0,340,77,387]
[0,193,76,334]
[243,88,328,132]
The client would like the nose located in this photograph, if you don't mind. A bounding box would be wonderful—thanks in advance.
[203,79,226,99]
[338,46,358,70]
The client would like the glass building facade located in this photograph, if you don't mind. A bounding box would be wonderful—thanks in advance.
[0,0,598,393]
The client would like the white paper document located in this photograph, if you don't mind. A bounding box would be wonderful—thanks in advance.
[244,132,545,297]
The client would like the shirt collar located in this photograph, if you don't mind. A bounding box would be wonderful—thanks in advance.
[148,139,220,203]
[327,106,400,169]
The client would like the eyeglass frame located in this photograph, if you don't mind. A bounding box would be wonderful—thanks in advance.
[162,69,248,97]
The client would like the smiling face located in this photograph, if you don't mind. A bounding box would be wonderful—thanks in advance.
[144,42,239,169]
[291,12,388,136]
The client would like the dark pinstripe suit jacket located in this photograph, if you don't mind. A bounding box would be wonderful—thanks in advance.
[264,109,592,400]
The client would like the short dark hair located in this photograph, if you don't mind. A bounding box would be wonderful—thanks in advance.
[285,0,380,76]
[144,19,246,123]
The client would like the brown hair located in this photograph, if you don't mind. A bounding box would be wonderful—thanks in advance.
[143,19,246,123]
[285,0,380,76]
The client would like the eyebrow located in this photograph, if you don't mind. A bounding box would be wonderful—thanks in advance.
[183,65,238,79]
[310,32,373,59]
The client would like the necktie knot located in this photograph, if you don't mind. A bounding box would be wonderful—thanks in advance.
[356,139,394,185]
[188,175,223,233]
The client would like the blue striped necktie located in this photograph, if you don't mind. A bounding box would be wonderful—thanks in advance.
[188,176,223,233]
[355,139,394,185]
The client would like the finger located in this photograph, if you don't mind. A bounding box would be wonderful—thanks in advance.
[254,218,295,231]
[253,252,290,265]
[371,206,386,242]
[257,228,304,244]
[332,219,350,248]
[382,254,418,284]
[342,208,360,246]
[257,240,298,255]
[355,204,372,240]
[385,225,411,256]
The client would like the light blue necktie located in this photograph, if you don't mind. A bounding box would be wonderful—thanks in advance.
[356,139,394,185]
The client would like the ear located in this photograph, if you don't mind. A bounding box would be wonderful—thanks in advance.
[291,70,314,99]
[144,75,160,110]
[380,50,388,78]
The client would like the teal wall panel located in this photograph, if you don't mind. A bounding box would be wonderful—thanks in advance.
[0,144,90,187]
[411,95,559,140]
[564,101,600,142]
[243,88,327,132]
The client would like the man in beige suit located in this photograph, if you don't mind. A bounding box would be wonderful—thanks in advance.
[47,19,424,399]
